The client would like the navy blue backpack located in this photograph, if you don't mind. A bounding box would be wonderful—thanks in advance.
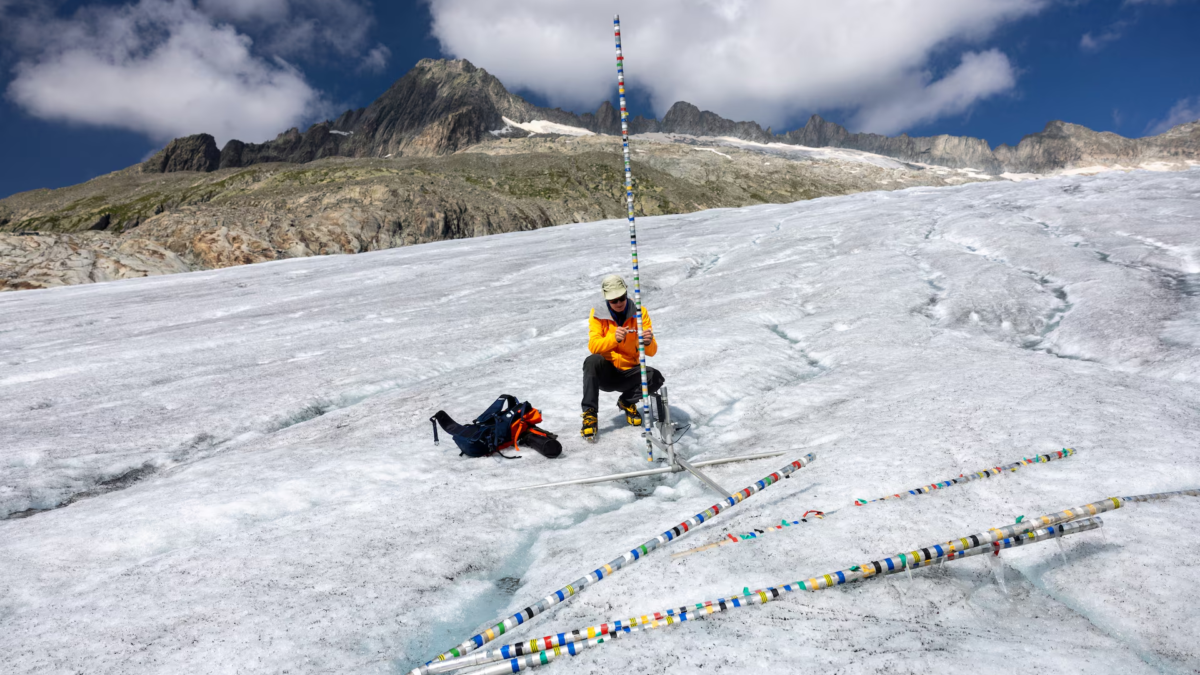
[431,394,561,459]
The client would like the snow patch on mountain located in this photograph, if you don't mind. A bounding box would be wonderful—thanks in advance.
[693,147,732,160]
[496,116,595,137]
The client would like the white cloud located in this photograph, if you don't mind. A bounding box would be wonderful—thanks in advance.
[198,0,291,23]
[5,0,330,146]
[358,44,391,74]
[1080,21,1128,52]
[849,50,1016,135]
[1080,32,1107,51]
[426,0,1046,134]
[1146,97,1200,135]
[198,0,373,59]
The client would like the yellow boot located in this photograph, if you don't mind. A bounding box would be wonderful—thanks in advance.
[617,399,642,426]
[581,411,598,442]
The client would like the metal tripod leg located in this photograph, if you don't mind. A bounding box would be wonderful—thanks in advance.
[674,455,730,497]
[511,384,767,495]
[658,386,675,466]
[506,450,786,491]
[643,385,729,496]
[643,432,732,496]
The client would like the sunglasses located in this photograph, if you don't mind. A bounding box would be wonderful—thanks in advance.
[608,295,628,304]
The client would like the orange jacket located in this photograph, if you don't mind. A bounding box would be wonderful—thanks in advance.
[588,299,657,370]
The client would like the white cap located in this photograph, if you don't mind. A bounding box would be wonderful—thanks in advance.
[601,274,628,300]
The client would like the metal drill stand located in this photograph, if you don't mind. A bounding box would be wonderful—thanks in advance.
[512,385,786,496]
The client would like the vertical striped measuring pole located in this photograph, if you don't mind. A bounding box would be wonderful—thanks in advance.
[614,14,655,462]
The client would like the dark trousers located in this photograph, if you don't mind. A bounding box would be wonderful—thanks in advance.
[582,353,664,412]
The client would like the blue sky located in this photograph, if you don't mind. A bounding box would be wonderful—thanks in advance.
[1,0,1197,199]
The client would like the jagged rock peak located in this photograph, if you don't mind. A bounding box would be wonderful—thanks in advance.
[413,57,478,73]
[1040,120,1075,137]
[660,102,770,142]
[141,134,220,174]
[395,58,507,98]
[1153,119,1199,137]
[994,119,1150,173]
[790,114,851,146]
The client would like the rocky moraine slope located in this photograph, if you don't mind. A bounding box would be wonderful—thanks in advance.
[1,58,1197,292]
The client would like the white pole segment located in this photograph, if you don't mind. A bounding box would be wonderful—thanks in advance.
[614,15,655,462]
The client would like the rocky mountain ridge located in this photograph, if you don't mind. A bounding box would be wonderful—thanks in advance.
[0,133,993,291]
[995,120,1200,173]
[140,58,1200,179]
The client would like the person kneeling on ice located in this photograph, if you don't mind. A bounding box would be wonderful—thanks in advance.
[581,274,664,440]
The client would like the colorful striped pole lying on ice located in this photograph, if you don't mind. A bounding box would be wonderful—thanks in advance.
[854,448,1074,506]
[851,488,1194,588]
[1122,488,1200,502]
[428,487,1200,673]
[432,517,1103,675]
[674,449,1075,559]
[613,15,654,462]
[414,453,816,673]
[798,497,1117,591]
[671,511,824,559]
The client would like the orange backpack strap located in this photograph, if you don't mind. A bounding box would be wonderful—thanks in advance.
[509,420,527,452]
